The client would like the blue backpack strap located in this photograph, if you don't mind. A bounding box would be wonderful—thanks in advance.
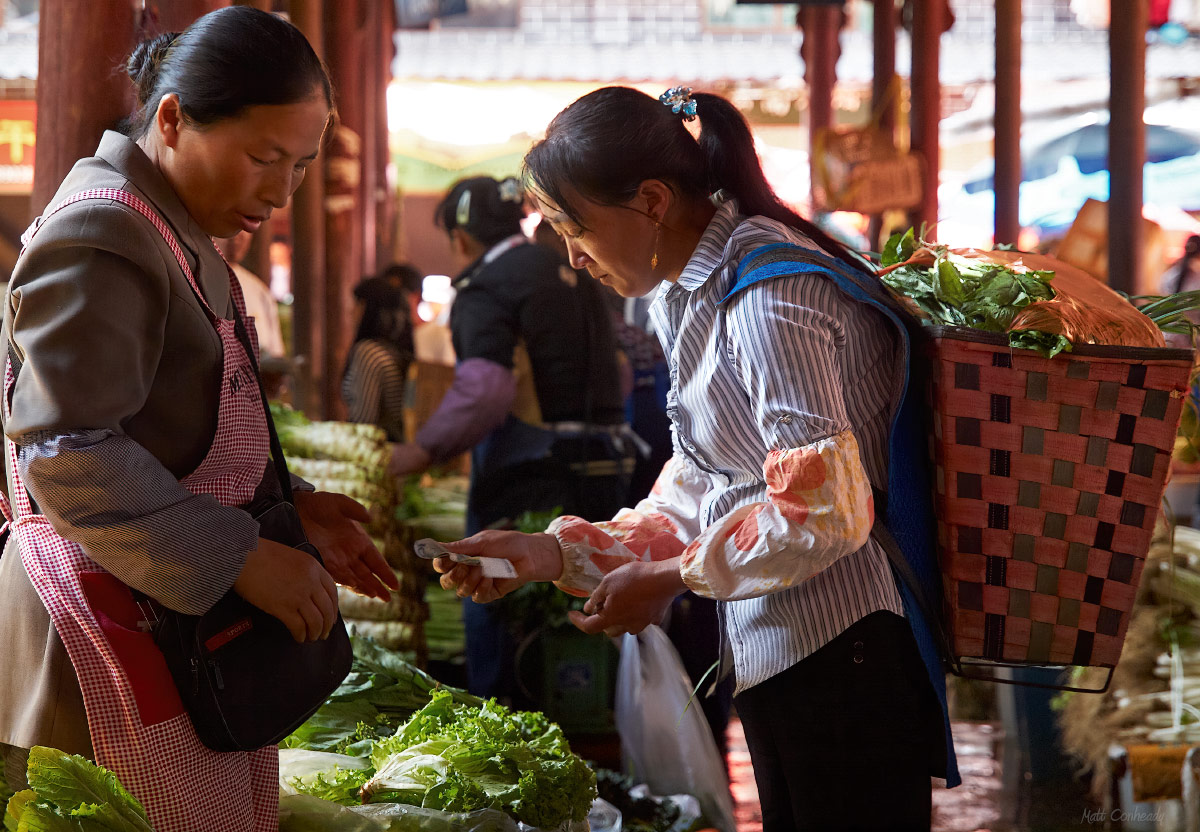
[720,240,962,787]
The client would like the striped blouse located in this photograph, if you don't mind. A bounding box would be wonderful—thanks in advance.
[547,198,905,694]
[342,339,411,443]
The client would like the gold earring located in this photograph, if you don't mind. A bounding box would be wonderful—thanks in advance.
[650,221,661,270]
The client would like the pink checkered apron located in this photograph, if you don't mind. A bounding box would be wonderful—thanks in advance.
[0,189,277,831]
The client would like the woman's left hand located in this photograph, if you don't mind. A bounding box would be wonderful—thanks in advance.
[568,557,687,637]
[294,490,399,601]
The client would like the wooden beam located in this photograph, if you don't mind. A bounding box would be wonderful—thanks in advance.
[1108,0,1146,293]
[32,0,135,214]
[377,1,397,267]
[144,0,226,35]
[868,0,897,250]
[287,0,327,417]
[323,0,367,419]
[799,4,841,212]
[362,0,381,278]
[872,0,897,137]
[994,0,1021,246]
[908,0,944,238]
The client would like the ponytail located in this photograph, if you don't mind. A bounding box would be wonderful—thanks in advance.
[692,92,867,273]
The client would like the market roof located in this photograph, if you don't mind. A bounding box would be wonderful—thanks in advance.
[0,10,37,81]
[393,30,805,84]
[393,29,1200,85]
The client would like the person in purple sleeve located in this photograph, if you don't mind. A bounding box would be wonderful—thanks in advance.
[388,175,633,701]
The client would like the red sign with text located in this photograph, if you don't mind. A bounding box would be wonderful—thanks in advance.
[0,100,36,195]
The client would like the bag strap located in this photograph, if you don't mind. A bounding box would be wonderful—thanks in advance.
[719,241,953,665]
[869,487,954,666]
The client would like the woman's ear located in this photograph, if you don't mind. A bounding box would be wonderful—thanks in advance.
[155,93,185,150]
[449,228,470,259]
[637,179,674,224]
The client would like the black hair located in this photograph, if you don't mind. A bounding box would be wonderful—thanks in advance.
[124,6,333,138]
[523,86,864,272]
[380,263,424,296]
[435,176,526,248]
[343,276,414,384]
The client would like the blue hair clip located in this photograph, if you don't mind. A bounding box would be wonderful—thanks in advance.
[659,86,698,122]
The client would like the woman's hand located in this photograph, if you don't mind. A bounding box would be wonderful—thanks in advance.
[568,557,687,637]
[294,490,399,601]
[234,537,339,642]
[434,530,563,603]
[388,443,432,477]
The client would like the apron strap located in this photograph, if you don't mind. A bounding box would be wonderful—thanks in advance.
[23,188,220,321]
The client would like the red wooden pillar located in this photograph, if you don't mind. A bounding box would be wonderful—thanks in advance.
[799,4,841,212]
[32,0,136,214]
[376,1,397,268]
[908,0,944,238]
[994,0,1022,246]
[288,0,327,417]
[1108,0,1146,293]
[868,0,897,250]
[323,0,367,418]
[144,0,227,35]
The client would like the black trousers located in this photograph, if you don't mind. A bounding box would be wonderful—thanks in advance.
[735,611,944,832]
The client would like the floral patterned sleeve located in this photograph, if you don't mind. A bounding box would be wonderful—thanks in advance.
[678,430,874,601]
[546,454,709,597]
[545,431,874,602]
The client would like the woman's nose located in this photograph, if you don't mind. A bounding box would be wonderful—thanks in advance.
[564,238,590,270]
[262,170,292,209]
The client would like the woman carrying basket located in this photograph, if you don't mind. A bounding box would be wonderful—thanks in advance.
[0,8,396,831]
[434,86,960,832]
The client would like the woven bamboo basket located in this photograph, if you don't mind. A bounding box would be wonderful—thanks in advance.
[924,326,1193,676]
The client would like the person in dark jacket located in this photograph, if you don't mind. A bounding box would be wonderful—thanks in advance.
[389,175,633,699]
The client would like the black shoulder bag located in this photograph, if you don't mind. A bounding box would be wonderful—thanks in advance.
[144,315,352,752]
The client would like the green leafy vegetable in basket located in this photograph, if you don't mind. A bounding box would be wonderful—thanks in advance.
[878,229,1072,357]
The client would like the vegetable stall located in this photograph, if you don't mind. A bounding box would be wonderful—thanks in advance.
[2,636,711,832]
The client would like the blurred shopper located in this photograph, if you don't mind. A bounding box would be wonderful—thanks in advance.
[380,262,425,334]
[1163,234,1200,295]
[433,87,958,832]
[389,176,633,700]
[342,267,418,442]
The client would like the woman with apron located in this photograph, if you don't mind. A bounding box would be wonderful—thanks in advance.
[388,176,631,701]
[0,8,397,831]
[433,87,960,831]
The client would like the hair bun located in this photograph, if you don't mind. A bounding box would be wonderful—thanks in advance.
[126,31,180,104]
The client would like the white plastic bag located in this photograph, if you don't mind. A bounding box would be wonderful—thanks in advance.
[614,625,735,832]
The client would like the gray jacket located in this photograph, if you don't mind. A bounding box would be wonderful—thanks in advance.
[0,131,263,755]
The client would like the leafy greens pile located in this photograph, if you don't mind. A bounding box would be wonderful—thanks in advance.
[284,635,483,757]
[878,228,1073,358]
[293,691,594,828]
[284,638,595,829]
[4,746,154,832]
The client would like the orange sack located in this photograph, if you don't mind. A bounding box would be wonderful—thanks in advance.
[948,248,1165,349]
